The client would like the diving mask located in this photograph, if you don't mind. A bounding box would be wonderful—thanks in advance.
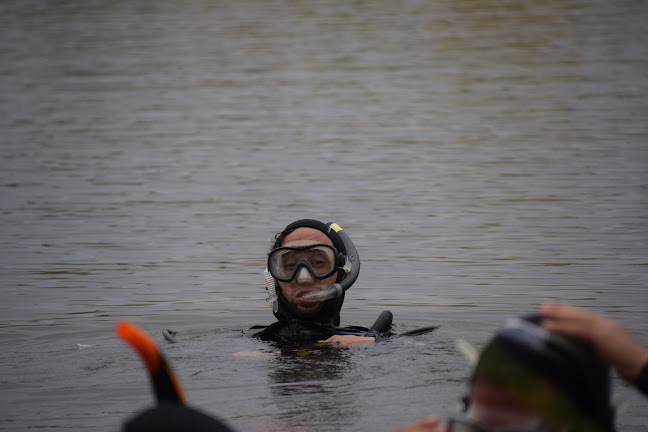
[267,243,340,282]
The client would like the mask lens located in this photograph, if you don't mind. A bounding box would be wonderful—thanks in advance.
[268,244,337,282]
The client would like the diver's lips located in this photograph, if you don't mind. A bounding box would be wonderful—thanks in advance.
[296,289,320,306]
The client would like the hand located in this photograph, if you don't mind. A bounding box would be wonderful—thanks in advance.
[320,334,376,347]
[540,302,648,383]
[397,416,448,432]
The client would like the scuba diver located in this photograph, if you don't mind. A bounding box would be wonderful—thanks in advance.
[253,218,394,345]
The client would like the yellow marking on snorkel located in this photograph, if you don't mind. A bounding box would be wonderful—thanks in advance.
[329,223,342,232]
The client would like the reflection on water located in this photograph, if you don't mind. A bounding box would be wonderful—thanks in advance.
[266,347,355,431]
[1,0,647,430]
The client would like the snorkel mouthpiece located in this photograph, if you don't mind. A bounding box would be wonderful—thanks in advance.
[300,225,360,302]
[301,283,344,301]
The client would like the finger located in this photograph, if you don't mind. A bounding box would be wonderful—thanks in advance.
[541,303,591,322]
[540,304,599,339]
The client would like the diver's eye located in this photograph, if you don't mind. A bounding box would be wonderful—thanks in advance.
[311,259,328,269]
[283,262,296,271]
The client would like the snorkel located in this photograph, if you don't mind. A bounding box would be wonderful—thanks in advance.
[299,223,360,302]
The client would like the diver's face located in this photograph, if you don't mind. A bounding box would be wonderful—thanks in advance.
[277,227,338,319]
[469,379,541,427]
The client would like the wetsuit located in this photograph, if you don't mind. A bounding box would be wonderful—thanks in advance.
[253,319,391,343]
[252,279,393,343]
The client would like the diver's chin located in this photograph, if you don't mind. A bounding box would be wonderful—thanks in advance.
[295,306,320,318]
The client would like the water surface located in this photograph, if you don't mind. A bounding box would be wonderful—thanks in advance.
[1,1,647,430]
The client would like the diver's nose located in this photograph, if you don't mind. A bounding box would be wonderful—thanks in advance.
[296,266,314,283]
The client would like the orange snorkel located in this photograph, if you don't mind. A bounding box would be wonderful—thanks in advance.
[116,320,187,405]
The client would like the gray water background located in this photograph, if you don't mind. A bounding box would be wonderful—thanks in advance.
[1,0,647,430]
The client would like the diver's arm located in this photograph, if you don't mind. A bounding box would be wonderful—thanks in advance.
[540,302,648,392]
[320,310,393,347]
[320,334,375,347]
